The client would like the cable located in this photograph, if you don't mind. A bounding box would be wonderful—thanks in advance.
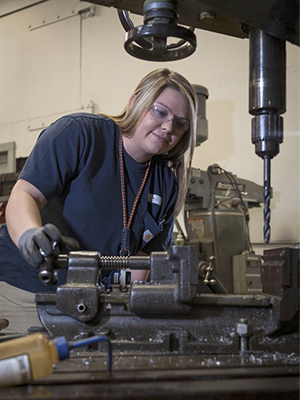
[207,167,219,271]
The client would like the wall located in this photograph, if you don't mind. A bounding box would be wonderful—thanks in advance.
[0,0,299,253]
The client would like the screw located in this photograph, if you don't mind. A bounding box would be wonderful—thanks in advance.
[232,200,239,208]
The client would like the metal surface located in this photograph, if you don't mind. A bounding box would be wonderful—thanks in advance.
[35,247,299,346]
[249,28,285,243]
[119,1,197,61]
[124,23,197,61]
[0,358,299,399]
[31,246,299,399]
[193,84,209,146]
[0,246,298,398]
[185,165,264,293]
[83,0,300,46]
[232,253,262,294]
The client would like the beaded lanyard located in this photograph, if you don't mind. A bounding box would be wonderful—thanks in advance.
[119,134,151,256]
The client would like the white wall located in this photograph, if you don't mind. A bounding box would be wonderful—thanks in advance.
[0,0,299,252]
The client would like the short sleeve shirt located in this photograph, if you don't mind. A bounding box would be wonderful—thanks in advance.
[18,113,178,256]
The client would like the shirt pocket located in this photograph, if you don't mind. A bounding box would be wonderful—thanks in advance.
[141,211,162,246]
[129,209,162,254]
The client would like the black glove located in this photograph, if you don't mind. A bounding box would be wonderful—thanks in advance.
[18,224,79,268]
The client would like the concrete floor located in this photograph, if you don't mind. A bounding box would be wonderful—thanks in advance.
[0,281,42,334]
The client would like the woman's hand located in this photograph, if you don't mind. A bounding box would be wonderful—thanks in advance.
[18,224,62,267]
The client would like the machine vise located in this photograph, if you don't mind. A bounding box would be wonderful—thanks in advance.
[36,245,299,358]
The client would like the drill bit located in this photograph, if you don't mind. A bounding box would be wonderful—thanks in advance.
[263,156,271,243]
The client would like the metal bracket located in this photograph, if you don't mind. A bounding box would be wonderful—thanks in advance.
[29,4,96,31]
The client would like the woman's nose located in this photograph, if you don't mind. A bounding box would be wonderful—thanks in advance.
[161,118,174,131]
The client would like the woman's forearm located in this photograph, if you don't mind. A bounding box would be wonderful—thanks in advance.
[5,180,47,247]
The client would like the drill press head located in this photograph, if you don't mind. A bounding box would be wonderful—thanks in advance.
[249,28,286,243]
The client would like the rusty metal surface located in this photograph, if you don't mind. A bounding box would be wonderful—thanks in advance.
[36,293,300,355]
[2,247,299,399]
[83,0,300,45]
[35,247,299,347]
[0,351,299,399]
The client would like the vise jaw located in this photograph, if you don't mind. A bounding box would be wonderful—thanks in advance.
[56,251,101,322]
[130,246,199,314]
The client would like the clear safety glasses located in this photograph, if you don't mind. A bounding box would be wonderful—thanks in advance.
[149,103,189,134]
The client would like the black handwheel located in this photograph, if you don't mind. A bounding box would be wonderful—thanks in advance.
[118,9,197,61]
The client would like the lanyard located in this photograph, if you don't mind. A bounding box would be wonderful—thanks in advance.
[119,134,151,256]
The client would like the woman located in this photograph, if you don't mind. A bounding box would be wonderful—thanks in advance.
[0,68,197,331]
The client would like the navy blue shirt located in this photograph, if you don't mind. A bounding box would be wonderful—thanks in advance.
[0,113,178,292]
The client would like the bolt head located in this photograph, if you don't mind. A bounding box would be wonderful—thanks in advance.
[236,320,253,336]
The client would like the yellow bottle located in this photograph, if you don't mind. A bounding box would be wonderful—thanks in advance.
[0,333,111,387]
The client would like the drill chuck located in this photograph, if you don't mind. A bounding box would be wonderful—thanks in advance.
[251,114,283,159]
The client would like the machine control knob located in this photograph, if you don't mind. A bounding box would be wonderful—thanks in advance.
[199,256,217,285]
[118,1,197,61]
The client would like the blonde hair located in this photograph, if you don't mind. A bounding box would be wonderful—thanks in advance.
[109,68,197,217]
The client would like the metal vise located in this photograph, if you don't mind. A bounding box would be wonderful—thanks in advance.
[36,246,299,355]
[38,246,199,323]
